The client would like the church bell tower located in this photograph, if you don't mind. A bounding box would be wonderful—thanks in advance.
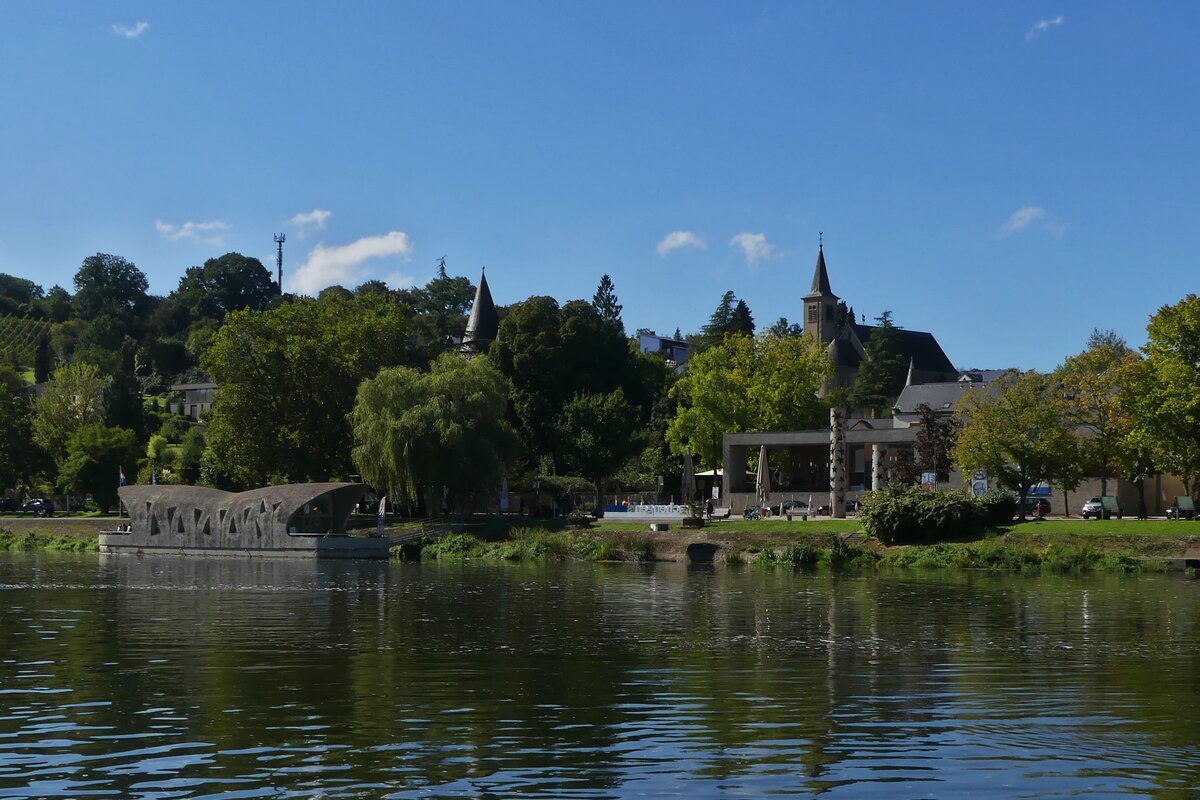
[801,240,839,344]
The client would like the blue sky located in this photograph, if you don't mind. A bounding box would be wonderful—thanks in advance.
[1,2,1196,371]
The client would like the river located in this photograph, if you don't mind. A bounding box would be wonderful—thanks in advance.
[1,554,1198,798]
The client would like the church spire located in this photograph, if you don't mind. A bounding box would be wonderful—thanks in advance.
[802,240,839,344]
[461,269,499,354]
[809,242,835,297]
[905,356,917,388]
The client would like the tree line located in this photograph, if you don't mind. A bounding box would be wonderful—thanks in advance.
[2,250,1200,519]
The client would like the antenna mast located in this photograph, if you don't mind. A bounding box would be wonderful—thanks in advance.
[273,233,286,292]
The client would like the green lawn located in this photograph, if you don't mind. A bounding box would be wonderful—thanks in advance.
[1006,518,1200,536]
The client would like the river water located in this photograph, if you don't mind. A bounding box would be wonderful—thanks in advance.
[1,554,1198,799]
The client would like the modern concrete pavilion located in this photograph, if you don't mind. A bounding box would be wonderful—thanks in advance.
[722,412,918,516]
[101,483,390,558]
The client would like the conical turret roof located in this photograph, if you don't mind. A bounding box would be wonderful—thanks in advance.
[462,270,499,352]
[802,245,837,300]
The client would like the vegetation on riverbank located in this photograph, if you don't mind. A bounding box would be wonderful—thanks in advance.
[0,530,98,552]
[396,517,1199,574]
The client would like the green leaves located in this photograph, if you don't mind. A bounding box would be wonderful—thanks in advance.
[350,353,518,511]
[666,332,829,467]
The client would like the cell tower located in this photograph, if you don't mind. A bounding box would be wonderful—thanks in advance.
[273,233,286,292]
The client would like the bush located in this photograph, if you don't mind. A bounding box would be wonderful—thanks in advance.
[978,489,1019,525]
[776,543,820,568]
[422,533,483,559]
[859,484,987,545]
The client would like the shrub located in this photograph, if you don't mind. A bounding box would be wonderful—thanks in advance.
[566,511,593,529]
[776,543,820,568]
[422,533,483,559]
[859,484,987,545]
[978,489,1019,525]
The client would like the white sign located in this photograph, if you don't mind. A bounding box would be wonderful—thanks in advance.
[711,486,719,501]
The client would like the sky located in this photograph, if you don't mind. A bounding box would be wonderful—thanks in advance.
[0,2,1197,372]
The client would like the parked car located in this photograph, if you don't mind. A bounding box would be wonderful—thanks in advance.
[22,498,54,517]
[1082,496,1122,520]
[0,497,18,513]
[1022,497,1051,516]
[816,500,859,516]
[769,499,810,516]
[1166,496,1196,520]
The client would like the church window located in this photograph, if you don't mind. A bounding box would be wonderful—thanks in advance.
[807,305,817,323]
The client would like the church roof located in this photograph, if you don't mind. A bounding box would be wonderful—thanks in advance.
[802,245,837,300]
[851,323,956,376]
[828,337,862,368]
[462,270,499,352]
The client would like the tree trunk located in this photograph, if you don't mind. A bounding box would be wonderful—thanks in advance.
[1062,490,1070,518]
[593,480,604,519]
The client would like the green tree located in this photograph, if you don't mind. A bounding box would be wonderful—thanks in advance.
[202,291,418,486]
[103,339,143,437]
[411,259,475,352]
[0,387,44,493]
[556,389,639,512]
[57,424,140,514]
[33,332,52,383]
[699,290,737,347]
[954,371,1077,519]
[350,352,518,512]
[490,296,566,462]
[73,253,150,322]
[849,310,908,416]
[914,404,960,484]
[38,285,73,324]
[766,317,803,337]
[730,299,755,335]
[175,252,276,320]
[0,274,44,317]
[1131,296,1200,492]
[179,426,205,485]
[667,332,829,467]
[1057,329,1140,496]
[32,362,107,463]
[591,274,623,329]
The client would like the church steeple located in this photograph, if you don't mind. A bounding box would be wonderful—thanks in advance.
[461,269,499,354]
[802,241,839,344]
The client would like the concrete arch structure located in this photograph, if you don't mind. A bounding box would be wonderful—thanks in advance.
[101,483,388,558]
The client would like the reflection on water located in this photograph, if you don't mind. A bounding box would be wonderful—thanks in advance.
[1,554,1199,798]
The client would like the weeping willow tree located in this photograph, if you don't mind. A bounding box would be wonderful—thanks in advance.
[349,352,519,513]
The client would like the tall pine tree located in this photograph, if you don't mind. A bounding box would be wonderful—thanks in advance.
[848,311,908,417]
[591,274,623,331]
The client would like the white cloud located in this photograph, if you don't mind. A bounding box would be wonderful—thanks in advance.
[729,232,774,264]
[1026,15,1065,41]
[155,219,229,244]
[112,21,149,38]
[1001,206,1046,234]
[288,208,331,233]
[1000,206,1067,237]
[655,230,706,256]
[289,231,413,294]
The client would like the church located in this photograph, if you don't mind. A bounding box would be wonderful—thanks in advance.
[721,244,963,515]
[801,244,957,393]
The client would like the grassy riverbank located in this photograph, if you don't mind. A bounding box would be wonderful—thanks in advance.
[0,530,99,552]
[3,516,1197,573]
[400,517,1200,574]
